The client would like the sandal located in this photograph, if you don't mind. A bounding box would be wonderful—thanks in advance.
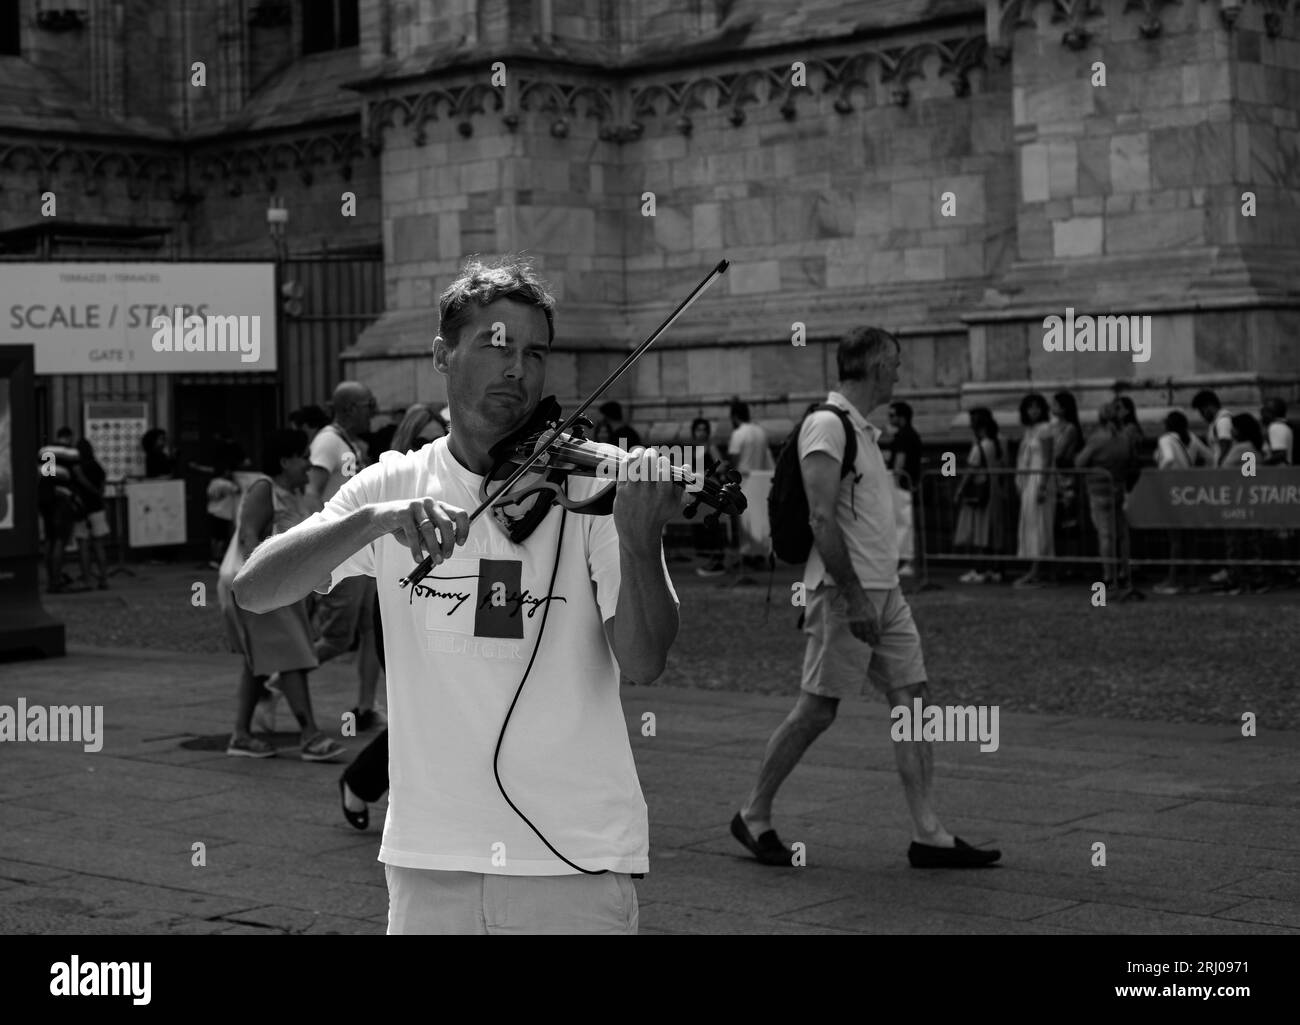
[227,735,277,758]
[338,778,369,830]
[301,734,345,762]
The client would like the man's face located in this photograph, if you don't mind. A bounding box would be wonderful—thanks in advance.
[348,391,377,435]
[434,299,549,442]
[873,342,902,401]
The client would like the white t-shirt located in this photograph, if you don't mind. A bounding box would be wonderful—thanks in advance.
[728,421,772,474]
[1266,421,1293,464]
[302,436,676,875]
[1205,409,1234,464]
[309,425,367,503]
[1156,432,1212,469]
[799,392,899,591]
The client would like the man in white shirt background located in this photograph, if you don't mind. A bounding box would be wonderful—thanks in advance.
[234,257,683,934]
[1261,398,1293,465]
[731,326,1001,871]
[727,398,772,569]
[307,381,385,731]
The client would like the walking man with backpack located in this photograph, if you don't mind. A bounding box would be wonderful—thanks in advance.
[733,326,1001,870]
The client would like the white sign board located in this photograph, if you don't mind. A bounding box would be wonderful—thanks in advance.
[125,479,187,548]
[85,401,149,482]
[3,263,277,374]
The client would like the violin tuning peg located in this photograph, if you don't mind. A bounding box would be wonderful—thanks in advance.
[725,468,742,485]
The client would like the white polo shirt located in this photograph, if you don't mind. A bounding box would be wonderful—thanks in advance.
[297,436,676,876]
[799,391,899,591]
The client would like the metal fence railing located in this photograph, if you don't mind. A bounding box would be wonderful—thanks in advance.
[913,464,1300,590]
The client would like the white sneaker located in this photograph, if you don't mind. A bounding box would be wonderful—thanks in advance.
[959,570,981,583]
[1208,569,1231,585]
[984,571,1003,584]
[898,563,915,577]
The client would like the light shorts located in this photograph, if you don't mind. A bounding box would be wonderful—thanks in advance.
[72,509,110,540]
[800,584,928,699]
[385,865,639,935]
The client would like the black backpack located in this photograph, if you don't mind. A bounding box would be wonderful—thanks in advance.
[768,404,859,565]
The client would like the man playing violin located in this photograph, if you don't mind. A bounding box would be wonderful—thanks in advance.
[234,256,685,934]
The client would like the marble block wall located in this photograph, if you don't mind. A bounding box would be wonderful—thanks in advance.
[345,0,1300,434]
[974,0,1300,415]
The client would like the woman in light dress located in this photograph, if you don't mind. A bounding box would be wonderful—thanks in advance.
[220,429,345,761]
[1014,393,1054,588]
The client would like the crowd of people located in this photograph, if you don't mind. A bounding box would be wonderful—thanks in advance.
[943,388,1293,596]
[36,426,111,593]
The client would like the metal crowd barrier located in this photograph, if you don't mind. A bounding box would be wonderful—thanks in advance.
[912,464,1300,587]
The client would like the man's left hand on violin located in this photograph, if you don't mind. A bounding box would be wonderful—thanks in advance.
[612,447,689,552]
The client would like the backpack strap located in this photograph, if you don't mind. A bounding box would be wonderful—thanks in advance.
[808,404,858,480]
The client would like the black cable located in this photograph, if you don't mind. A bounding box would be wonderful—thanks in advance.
[490,501,608,875]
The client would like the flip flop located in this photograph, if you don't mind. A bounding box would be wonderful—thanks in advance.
[338,778,369,831]
[730,812,793,867]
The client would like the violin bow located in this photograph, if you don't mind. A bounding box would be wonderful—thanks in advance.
[403,258,729,585]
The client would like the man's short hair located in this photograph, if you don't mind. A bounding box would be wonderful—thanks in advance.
[1262,397,1287,421]
[1191,389,1220,412]
[889,401,913,424]
[55,426,73,440]
[729,399,750,422]
[438,255,556,349]
[599,401,623,422]
[837,326,899,381]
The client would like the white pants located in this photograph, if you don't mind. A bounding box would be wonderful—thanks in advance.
[894,484,914,562]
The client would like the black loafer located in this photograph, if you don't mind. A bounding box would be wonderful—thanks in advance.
[908,836,1000,868]
[730,812,793,867]
[338,778,369,831]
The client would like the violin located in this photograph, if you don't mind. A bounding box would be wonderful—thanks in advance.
[480,397,747,544]
[404,259,734,588]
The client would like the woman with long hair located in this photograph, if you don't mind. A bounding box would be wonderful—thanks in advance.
[1014,393,1054,587]
[953,407,1006,583]
[221,429,345,761]
[1151,410,1212,595]
[1222,413,1268,592]
[1049,391,1084,573]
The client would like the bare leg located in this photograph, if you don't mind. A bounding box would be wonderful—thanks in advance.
[89,537,108,586]
[887,682,953,846]
[739,692,838,835]
[276,669,323,742]
[231,666,263,741]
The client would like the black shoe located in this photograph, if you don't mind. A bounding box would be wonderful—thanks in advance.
[730,812,793,866]
[908,836,1000,868]
[351,707,386,732]
[338,778,369,831]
